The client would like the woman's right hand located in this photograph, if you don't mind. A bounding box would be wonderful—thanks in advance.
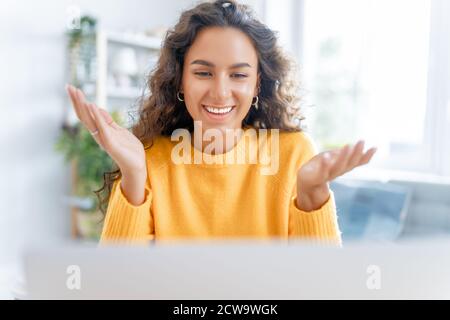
[66,84,147,177]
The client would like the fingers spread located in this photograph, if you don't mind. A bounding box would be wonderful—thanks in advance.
[66,85,83,120]
[66,85,99,133]
[66,85,111,150]
[347,140,365,169]
[317,141,377,183]
[99,108,122,130]
[75,88,98,133]
[359,147,377,165]
[329,144,352,179]
[89,103,111,140]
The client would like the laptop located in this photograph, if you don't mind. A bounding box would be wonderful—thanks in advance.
[22,238,450,299]
[331,179,412,241]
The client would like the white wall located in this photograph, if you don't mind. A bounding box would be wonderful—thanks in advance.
[0,0,203,264]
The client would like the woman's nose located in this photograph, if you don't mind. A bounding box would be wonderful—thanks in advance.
[210,76,232,101]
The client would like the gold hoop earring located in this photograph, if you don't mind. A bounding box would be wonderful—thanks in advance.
[252,96,259,110]
[177,91,184,102]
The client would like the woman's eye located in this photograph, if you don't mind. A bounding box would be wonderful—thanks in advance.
[194,71,247,78]
[232,73,248,78]
[195,72,211,77]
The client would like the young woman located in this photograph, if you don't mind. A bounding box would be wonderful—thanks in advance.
[66,0,376,246]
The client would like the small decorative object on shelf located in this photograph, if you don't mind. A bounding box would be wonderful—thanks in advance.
[111,47,139,88]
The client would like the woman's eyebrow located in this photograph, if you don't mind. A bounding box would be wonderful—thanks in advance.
[190,59,252,69]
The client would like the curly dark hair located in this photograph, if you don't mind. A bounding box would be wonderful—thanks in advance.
[94,0,304,215]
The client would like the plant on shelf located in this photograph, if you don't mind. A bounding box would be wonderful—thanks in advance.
[67,15,97,46]
[67,15,98,89]
[55,111,122,240]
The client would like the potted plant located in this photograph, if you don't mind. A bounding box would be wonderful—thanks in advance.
[55,112,122,240]
[67,15,98,87]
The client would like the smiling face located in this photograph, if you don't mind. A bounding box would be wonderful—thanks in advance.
[181,27,260,133]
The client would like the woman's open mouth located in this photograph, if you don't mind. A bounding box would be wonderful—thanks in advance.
[201,104,236,121]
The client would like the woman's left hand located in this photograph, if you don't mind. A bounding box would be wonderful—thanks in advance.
[296,141,377,211]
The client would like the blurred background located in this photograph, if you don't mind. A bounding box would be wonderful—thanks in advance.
[0,0,449,283]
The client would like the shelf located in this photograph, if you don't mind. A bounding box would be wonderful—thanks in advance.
[106,32,163,50]
[78,85,144,100]
[107,86,143,99]
[94,29,161,108]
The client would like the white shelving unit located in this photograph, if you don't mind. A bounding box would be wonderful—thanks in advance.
[95,29,162,111]
[67,29,162,125]
[106,31,164,49]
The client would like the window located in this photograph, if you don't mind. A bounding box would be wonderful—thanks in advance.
[264,0,450,176]
[301,0,437,174]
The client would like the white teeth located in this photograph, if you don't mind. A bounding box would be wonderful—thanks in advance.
[203,105,233,114]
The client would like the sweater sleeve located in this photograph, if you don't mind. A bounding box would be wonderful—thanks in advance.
[99,177,154,245]
[289,191,342,246]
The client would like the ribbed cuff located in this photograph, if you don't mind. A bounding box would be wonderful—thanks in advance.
[100,181,153,244]
[290,191,342,246]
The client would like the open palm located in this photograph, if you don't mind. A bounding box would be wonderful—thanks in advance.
[66,85,146,175]
[298,141,377,193]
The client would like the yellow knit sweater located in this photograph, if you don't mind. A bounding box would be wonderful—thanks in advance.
[100,129,342,245]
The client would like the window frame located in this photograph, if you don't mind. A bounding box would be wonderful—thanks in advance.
[423,0,450,176]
